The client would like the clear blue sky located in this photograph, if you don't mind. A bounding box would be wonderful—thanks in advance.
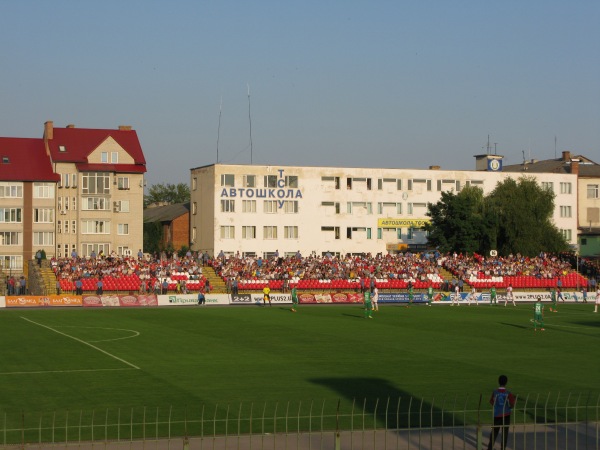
[1,0,598,186]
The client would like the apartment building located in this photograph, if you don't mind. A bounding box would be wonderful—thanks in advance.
[0,138,60,270]
[0,122,147,268]
[190,155,578,258]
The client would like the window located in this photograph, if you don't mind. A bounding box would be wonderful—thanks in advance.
[560,182,572,194]
[242,226,256,239]
[117,177,129,190]
[407,228,414,240]
[320,226,340,239]
[59,145,66,152]
[0,255,23,270]
[378,202,401,215]
[192,227,197,241]
[560,206,572,218]
[541,181,554,192]
[117,246,130,256]
[61,173,70,188]
[82,243,110,257]
[72,197,76,211]
[220,226,235,239]
[560,229,572,241]
[264,200,277,213]
[117,200,130,212]
[285,175,298,188]
[33,232,54,246]
[243,175,256,188]
[263,226,277,239]
[284,226,298,239]
[264,175,277,188]
[221,174,235,187]
[101,152,108,163]
[588,184,599,199]
[407,180,413,190]
[0,208,22,223]
[0,232,21,246]
[82,197,109,211]
[192,202,197,215]
[377,228,383,239]
[221,199,235,213]
[72,220,76,234]
[81,220,110,234]
[366,228,372,239]
[192,177,197,190]
[118,224,129,235]
[82,173,110,194]
[282,200,298,213]
[242,200,256,213]
[0,183,22,198]
[64,220,69,234]
[34,209,54,223]
[72,174,78,188]
[57,220,62,234]
[33,182,54,198]
[111,152,118,163]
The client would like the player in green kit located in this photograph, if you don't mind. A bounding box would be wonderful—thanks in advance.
[291,286,298,312]
[426,283,434,306]
[490,285,497,305]
[534,297,545,331]
[549,288,558,312]
[363,289,373,319]
[407,284,414,308]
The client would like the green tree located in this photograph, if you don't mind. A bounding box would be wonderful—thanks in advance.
[425,185,488,254]
[486,176,568,256]
[425,176,569,256]
[144,183,190,207]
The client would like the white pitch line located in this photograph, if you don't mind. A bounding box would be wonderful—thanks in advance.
[20,316,140,370]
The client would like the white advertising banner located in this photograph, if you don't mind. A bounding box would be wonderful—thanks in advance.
[158,294,230,306]
[229,293,292,305]
[0,296,5,308]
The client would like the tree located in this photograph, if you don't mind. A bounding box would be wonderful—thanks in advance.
[144,183,190,207]
[425,176,569,256]
[486,176,568,256]
[425,185,489,254]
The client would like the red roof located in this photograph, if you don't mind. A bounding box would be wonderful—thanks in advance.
[47,126,147,170]
[0,138,60,182]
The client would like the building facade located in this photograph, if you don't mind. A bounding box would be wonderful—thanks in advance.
[190,158,578,258]
[0,122,147,268]
[0,138,60,270]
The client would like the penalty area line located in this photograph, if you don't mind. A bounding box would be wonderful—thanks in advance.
[20,316,140,370]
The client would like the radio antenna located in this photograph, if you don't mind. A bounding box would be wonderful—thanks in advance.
[247,83,253,164]
[216,96,222,163]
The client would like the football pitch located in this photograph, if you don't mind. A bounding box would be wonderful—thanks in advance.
[0,303,598,441]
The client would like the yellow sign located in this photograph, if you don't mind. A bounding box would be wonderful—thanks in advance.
[378,218,430,228]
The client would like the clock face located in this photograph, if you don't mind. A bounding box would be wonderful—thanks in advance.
[489,159,500,171]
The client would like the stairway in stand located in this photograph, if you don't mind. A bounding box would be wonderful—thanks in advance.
[41,265,58,295]
[203,266,227,293]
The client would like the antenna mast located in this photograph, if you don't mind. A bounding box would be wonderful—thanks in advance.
[247,83,253,164]
[216,96,222,163]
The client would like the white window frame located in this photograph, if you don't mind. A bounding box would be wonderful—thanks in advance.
[220,225,235,239]
[221,199,235,213]
[34,208,54,223]
[263,226,278,239]
[118,223,129,235]
[242,200,256,213]
[242,226,256,239]
[263,200,277,213]
[284,226,298,239]
[33,231,54,246]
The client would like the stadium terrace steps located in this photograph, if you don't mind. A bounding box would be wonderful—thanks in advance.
[203,265,227,293]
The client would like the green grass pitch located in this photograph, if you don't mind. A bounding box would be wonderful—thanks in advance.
[0,303,598,440]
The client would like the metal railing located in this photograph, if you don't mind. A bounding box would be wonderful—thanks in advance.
[1,393,598,449]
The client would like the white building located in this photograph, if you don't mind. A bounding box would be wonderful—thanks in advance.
[190,156,578,258]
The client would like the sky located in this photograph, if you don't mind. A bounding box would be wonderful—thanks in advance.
[1,0,599,187]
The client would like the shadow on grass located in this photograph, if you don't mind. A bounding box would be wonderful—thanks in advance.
[310,377,474,430]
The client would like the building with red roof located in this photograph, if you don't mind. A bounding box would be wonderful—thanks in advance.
[0,122,147,271]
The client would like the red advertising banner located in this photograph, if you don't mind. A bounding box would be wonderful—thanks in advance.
[298,292,363,304]
[82,294,158,307]
[5,295,82,308]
